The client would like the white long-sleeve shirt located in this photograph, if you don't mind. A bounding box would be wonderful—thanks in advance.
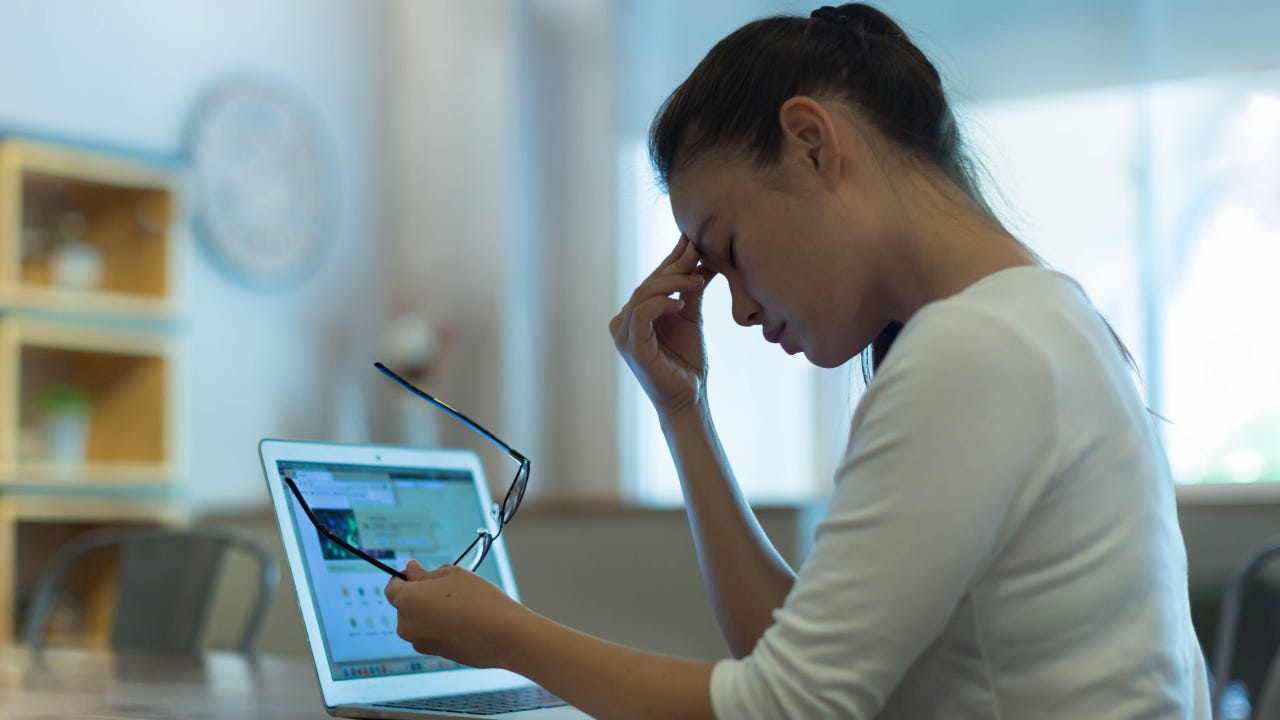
[711,267,1211,719]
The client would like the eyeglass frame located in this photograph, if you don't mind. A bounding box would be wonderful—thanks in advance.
[281,362,530,581]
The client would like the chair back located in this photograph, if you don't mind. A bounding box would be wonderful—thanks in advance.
[23,527,281,654]
[1212,535,1280,718]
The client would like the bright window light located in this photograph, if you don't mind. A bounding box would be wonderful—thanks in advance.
[967,69,1280,487]
[1153,74,1280,486]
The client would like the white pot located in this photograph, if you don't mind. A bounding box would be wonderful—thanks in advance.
[44,411,90,465]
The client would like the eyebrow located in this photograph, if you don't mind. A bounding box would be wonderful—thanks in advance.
[692,210,718,253]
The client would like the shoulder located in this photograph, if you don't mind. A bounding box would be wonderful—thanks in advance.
[849,269,1076,445]
[879,266,1085,381]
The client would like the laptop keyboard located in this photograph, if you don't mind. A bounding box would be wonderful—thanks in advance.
[376,685,569,715]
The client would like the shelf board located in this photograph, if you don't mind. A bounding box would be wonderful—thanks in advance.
[0,461,175,486]
[0,491,184,524]
[0,139,177,190]
[2,315,173,355]
[0,284,173,321]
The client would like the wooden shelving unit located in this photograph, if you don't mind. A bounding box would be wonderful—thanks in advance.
[0,138,184,646]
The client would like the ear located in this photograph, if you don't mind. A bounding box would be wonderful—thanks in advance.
[778,97,843,188]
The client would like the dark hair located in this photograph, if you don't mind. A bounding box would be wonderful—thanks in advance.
[649,4,1144,391]
[649,3,993,383]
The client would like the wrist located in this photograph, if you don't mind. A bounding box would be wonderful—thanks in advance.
[497,604,552,674]
[657,394,712,436]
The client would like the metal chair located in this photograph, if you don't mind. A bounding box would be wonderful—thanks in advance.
[23,526,281,654]
[1212,535,1280,719]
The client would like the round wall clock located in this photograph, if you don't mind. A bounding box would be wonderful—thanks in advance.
[186,79,332,287]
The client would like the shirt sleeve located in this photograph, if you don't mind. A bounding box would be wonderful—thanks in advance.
[710,305,1059,719]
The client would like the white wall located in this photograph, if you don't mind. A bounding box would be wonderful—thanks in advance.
[0,0,393,513]
[388,0,620,503]
[384,1,521,499]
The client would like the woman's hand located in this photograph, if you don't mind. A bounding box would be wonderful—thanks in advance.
[610,235,714,416]
[384,559,530,670]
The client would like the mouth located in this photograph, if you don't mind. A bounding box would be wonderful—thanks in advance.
[764,324,784,344]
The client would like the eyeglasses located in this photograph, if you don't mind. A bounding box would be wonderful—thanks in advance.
[282,362,530,581]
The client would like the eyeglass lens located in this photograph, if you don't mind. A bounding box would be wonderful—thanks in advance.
[455,529,494,572]
[499,462,530,524]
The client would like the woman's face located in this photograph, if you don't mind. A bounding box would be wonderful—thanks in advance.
[668,151,888,369]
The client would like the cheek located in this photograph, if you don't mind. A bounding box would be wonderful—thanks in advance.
[799,271,872,365]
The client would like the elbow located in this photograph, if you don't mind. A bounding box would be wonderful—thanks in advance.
[724,623,768,660]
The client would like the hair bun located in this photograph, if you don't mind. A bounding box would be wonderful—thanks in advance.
[811,3,905,40]
[810,6,847,25]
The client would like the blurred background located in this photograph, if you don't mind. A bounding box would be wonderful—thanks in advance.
[0,0,1277,683]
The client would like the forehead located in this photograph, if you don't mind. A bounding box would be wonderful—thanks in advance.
[667,153,757,241]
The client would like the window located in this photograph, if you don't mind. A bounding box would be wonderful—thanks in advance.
[617,68,1280,503]
[967,68,1280,488]
[1152,72,1280,486]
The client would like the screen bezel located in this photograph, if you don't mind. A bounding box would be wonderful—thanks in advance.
[259,438,531,707]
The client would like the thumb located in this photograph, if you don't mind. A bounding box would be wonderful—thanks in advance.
[404,558,430,580]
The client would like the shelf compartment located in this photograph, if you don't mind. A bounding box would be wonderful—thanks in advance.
[0,495,185,646]
[0,139,177,317]
[0,318,175,483]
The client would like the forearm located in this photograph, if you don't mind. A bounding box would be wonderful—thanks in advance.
[660,400,795,658]
[504,609,716,720]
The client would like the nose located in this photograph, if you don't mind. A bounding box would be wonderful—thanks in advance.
[727,277,762,327]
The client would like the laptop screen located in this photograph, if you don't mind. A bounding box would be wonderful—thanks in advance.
[276,459,506,682]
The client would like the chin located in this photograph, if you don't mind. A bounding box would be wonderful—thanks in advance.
[799,335,865,368]
[801,346,847,369]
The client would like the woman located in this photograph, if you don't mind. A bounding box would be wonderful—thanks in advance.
[385,4,1212,717]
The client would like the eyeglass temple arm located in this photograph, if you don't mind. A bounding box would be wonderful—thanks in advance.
[374,362,528,464]
[284,476,408,581]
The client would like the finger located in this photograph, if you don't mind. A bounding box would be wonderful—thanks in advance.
[678,268,717,320]
[627,272,705,308]
[404,558,430,581]
[664,234,690,264]
[644,235,694,281]
[614,295,657,351]
[651,235,688,273]
[614,276,698,350]
[670,235,702,274]
[426,563,453,579]
[627,295,686,347]
[384,576,406,603]
[612,297,637,349]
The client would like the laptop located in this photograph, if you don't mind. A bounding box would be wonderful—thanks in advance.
[260,438,592,719]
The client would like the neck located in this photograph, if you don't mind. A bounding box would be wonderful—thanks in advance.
[877,163,1036,323]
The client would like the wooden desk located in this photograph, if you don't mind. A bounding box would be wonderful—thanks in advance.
[0,646,331,719]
